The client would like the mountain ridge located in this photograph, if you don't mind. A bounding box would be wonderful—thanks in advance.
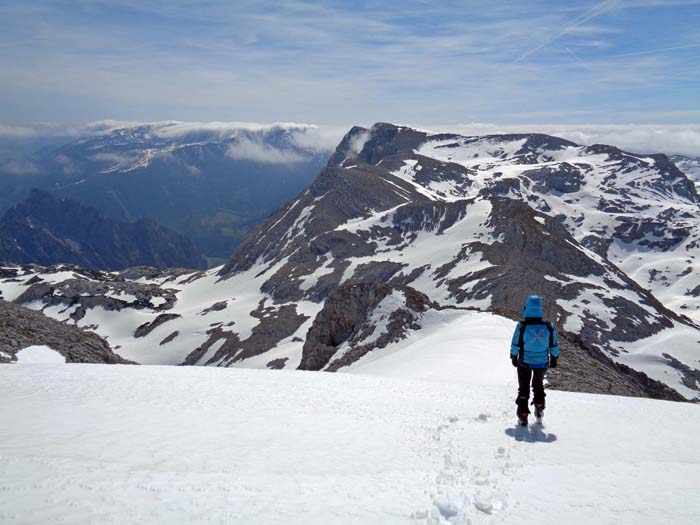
[0,189,207,270]
[2,123,699,401]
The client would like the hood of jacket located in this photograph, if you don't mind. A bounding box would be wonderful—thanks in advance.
[523,295,543,319]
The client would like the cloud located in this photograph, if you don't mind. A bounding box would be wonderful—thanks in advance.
[1,1,697,125]
[548,126,700,157]
[286,126,347,153]
[514,0,621,62]
[90,152,136,163]
[226,138,306,164]
[76,120,345,153]
[0,124,39,139]
[150,121,346,153]
[0,122,84,139]
[53,153,78,175]
[0,121,95,139]
[0,159,40,175]
[417,123,700,157]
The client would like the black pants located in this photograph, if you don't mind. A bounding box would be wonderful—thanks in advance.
[516,366,546,414]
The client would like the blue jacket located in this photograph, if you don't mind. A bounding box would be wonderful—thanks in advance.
[510,295,560,368]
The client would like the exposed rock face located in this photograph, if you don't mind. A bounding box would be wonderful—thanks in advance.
[614,215,692,250]
[548,334,685,402]
[522,163,584,194]
[160,331,179,345]
[14,276,177,322]
[0,189,206,270]
[134,314,181,338]
[0,300,133,364]
[182,301,309,366]
[464,197,685,348]
[299,282,434,371]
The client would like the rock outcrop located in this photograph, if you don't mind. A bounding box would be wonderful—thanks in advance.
[0,300,133,364]
[300,282,434,371]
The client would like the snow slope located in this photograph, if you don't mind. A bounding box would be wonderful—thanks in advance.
[1,364,699,525]
[344,310,516,385]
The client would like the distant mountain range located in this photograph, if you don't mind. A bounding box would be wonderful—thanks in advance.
[2,123,698,402]
[0,189,206,270]
[0,122,333,260]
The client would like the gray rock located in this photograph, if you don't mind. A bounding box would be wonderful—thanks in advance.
[160,331,179,345]
[299,282,433,371]
[0,300,133,364]
[134,313,181,338]
[14,278,177,321]
[266,358,288,370]
[522,163,584,194]
[182,301,309,366]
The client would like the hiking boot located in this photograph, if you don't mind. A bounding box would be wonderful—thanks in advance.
[534,404,545,423]
[517,412,529,426]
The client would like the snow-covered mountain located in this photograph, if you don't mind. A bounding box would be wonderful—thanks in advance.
[1,123,699,400]
[672,154,700,189]
[0,121,335,259]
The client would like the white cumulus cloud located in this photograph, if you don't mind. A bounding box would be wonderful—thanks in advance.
[418,123,700,157]
[226,138,306,164]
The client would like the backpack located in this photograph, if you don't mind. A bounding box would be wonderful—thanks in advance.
[517,319,554,361]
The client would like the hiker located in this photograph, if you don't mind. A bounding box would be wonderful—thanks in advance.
[509,295,560,426]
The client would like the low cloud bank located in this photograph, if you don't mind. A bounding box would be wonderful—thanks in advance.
[420,123,700,157]
[83,120,346,154]
[226,138,306,164]
[3,120,700,158]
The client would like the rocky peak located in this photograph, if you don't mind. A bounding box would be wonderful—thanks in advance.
[327,126,370,167]
[354,123,428,165]
[328,123,428,168]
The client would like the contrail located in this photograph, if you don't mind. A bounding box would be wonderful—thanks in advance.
[610,42,700,58]
[565,47,596,72]
[514,0,620,63]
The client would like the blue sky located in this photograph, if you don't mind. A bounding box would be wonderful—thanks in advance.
[1,0,699,126]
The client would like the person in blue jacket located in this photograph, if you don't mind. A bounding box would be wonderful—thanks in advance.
[510,295,560,425]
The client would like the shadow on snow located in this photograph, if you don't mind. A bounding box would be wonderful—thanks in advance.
[504,424,557,443]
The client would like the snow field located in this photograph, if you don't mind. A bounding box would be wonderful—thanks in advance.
[1,364,699,525]
[14,345,65,364]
